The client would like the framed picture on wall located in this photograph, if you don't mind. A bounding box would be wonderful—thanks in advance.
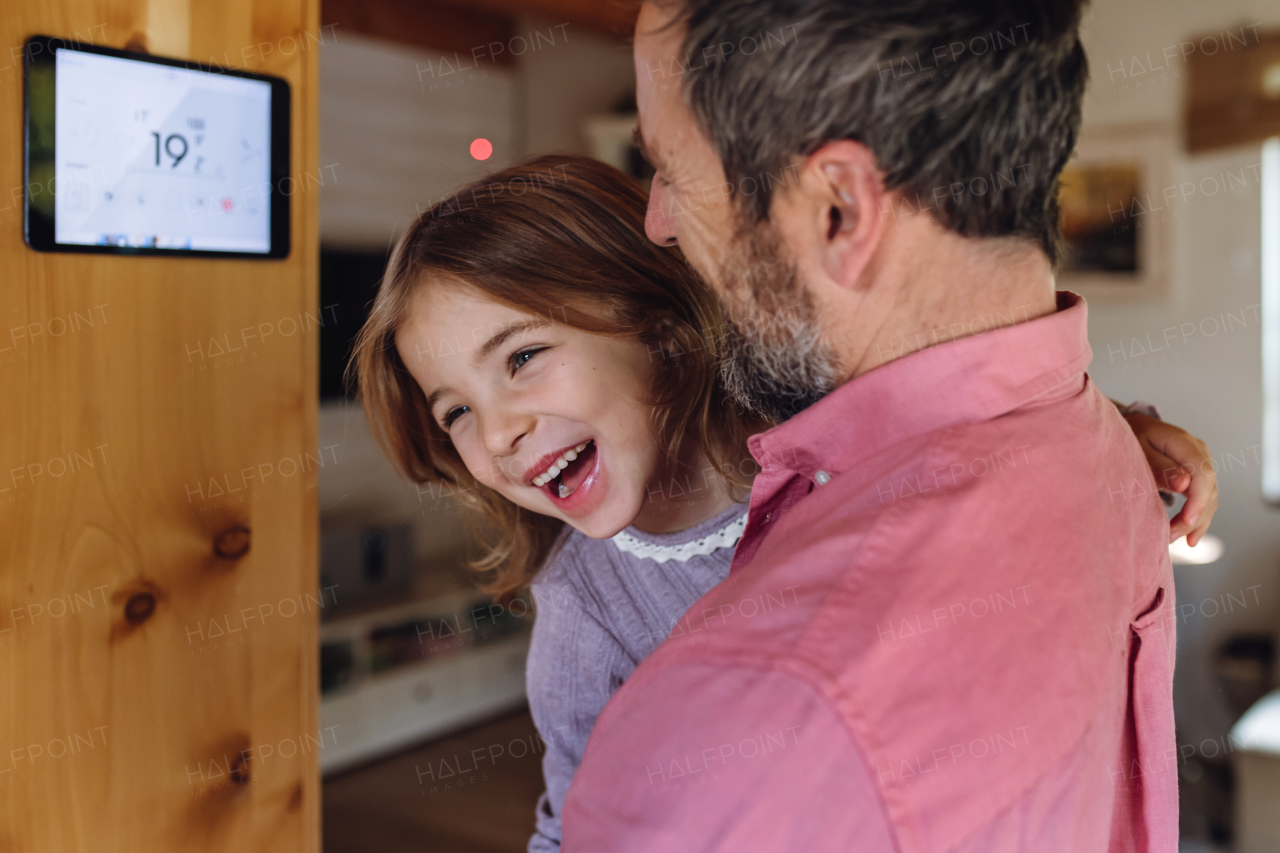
[1056,123,1175,301]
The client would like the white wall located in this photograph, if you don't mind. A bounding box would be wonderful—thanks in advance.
[318,20,636,251]
[1079,0,1280,746]
[515,14,636,156]
[312,5,1280,749]
[318,33,516,251]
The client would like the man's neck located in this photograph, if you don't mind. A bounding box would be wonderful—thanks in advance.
[827,226,1059,382]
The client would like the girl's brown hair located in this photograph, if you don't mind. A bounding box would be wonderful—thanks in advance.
[348,155,758,596]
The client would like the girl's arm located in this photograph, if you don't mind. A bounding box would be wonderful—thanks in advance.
[526,578,633,851]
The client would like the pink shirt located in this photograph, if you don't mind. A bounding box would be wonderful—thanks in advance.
[560,292,1177,852]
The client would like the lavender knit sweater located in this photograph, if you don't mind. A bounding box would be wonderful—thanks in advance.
[525,501,749,852]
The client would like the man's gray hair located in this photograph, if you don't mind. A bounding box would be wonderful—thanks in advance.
[661,0,1089,265]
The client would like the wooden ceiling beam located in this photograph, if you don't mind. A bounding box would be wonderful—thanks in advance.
[437,0,639,41]
[322,0,518,65]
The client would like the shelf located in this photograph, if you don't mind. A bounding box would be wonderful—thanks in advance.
[321,631,532,776]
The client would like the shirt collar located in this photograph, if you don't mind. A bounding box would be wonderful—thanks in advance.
[748,291,1093,482]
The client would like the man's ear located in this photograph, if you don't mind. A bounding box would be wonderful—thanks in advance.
[806,141,886,290]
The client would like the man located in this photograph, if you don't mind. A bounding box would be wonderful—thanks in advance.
[560,1,1200,850]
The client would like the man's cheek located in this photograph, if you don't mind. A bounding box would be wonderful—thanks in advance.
[682,224,731,287]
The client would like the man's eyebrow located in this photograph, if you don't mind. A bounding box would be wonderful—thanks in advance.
[473,319,549,367]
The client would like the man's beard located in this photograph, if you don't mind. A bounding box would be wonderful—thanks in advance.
[712,218,842,423]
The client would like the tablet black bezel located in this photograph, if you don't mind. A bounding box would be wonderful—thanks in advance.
[23,35,291,260]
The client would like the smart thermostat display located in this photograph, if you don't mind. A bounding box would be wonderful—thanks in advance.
[24,36,290,258]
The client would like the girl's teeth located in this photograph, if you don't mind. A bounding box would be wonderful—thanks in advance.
[558,482,570,498]
[532,441,592,489]
[533,458,565,487]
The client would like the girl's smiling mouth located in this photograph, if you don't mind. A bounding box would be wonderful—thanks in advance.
[531,440,598,499]
[520,438,606,520]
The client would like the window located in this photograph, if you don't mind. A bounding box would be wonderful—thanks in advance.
[1263,136,1280,502]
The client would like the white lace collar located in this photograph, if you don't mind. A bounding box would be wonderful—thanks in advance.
[608,512,748,564]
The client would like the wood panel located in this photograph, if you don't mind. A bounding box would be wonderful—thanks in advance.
[0,0,320,851]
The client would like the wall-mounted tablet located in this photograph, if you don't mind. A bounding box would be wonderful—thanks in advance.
[23,36,290,258]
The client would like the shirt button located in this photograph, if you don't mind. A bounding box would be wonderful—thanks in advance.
[814,470,832,486]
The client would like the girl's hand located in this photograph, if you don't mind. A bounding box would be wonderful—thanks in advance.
[1122,411,1218,546]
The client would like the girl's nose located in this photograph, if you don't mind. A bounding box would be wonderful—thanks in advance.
[480,410,534,461]
[645,177,678,246]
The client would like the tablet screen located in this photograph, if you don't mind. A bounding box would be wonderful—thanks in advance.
[51,47,274,253]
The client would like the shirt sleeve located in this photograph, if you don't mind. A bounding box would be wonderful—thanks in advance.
[526,577,635,851]
[560,662,898,853]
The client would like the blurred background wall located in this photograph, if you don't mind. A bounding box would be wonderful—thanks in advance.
[305,0,1280,849]
[1077,0,1280,750]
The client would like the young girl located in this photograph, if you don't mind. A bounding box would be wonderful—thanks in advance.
[351,155,762,851]
[349,155,1195,850]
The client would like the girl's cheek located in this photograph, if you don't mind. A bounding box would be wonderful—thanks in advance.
[451,434,491,484]
[466,458,497,487]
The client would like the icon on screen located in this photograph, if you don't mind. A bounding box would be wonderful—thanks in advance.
[67,183,89,212]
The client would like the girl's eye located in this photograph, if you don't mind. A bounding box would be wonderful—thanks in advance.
[442,405,470,429]
[509,347,546,375]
